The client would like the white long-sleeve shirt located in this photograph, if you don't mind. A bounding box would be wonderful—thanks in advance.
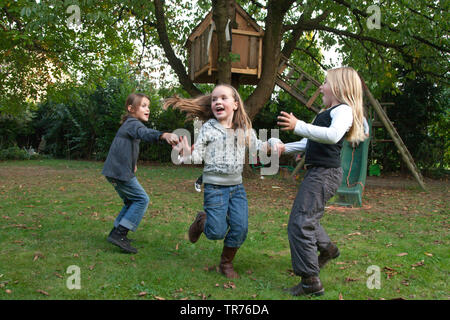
[284,104,353,154]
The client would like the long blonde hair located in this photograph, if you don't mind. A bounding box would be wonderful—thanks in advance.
[326,67,365,144]
[163,84,253,145]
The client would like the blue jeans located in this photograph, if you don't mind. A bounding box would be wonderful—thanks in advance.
[106,177,149,232]
[203,183,248,248]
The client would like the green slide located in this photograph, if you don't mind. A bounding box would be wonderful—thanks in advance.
[334,122,371,207]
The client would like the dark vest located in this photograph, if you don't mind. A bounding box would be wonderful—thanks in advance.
[305,104,346,168]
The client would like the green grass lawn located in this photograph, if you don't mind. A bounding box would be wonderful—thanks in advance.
[0,159,448,300]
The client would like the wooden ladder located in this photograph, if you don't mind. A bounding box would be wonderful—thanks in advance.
[275,56,321,114]
[364,88,426,190]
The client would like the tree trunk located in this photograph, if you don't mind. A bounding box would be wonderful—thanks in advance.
[212,0,236,85]
[244,0,295,120]
[154,0,202,97]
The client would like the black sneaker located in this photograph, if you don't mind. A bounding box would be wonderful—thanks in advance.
[108,227,135,242]
[107,227,137,254]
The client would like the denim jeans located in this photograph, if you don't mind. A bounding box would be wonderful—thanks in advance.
[203,183,248,248]
[106,177,149,232]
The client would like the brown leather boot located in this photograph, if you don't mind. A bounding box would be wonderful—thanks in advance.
[219,246,239,279]
[318,243,340,269]
[188,212,206,243]
[286,276,324,296]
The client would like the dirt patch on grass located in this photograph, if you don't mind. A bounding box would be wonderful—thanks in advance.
[0,166,68,178]
[366,175,447,190]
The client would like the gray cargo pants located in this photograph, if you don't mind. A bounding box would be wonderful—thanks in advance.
[287,166,343,278]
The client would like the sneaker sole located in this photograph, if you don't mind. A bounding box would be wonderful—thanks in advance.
[284,286,325,297]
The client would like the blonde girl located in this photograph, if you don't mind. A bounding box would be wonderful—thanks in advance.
[277,67,365,296]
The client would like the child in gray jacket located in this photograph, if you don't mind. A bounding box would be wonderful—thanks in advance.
[102,93,178,253]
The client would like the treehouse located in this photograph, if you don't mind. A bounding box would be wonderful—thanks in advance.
[186,4,264,85]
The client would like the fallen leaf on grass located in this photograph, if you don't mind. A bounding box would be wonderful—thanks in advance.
[347,232,361,236]
[33,252,44,261]
[5,289,12,294]
[9,224,32,229]
[223,282,236,289]
[424,252,433,257]
[154,295,165,300]
[339,293,344,300]
[411,260,425,268]
[37,289,49,296]
[383,266,398,279]
[138,292,147,297]
[396,252,408,257]
[198,293,207,300]
[345,277,360,282]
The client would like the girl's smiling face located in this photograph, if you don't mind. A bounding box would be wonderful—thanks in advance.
[129,97,150,122]
[320,78,340,108]
[211,85,238,128]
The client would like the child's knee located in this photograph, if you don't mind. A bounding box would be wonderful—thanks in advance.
[204,223,227,240]
[288,213,315,241]
[137,193,150,206]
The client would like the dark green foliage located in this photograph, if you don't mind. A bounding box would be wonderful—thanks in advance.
[0,145,43,160]
[0,113,35,149]
[371,77,449,173]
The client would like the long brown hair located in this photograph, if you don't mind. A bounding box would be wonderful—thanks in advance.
[163,84,253,144]
[121,93,149,124]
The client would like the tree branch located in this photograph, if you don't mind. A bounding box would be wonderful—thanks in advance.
[249,0,266,9]
[331,0,449,53]
[294,47,328,70]
[304,22,406,51]
[153,0,201,97]
[281,7,330,60]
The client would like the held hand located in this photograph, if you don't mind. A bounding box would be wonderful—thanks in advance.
[162,132,179,146]
[277,111,298,131]
[274,142,285,157]
[173,136,191,161]
[134,165,137,173]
